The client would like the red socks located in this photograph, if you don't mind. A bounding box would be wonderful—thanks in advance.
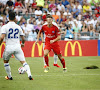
[44,56,65,68]
[44,56,49,67]
[60,58,65,68]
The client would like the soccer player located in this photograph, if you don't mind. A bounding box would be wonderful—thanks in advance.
[0,11,33,80]
[36,14,67,72]
[41,22,61,68]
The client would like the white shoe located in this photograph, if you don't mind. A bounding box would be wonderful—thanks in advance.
[63,67,67,72]
[44,67,49,73]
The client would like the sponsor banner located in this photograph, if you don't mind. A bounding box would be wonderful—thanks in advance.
[0,40,98,57]
[98,40,100,56]
[59,40,98,56]
[0,42,5,58]
[22,41,44,57]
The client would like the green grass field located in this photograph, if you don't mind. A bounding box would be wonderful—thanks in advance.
[0,56,100,90]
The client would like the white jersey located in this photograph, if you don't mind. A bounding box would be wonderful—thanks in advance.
[1,22,24,45]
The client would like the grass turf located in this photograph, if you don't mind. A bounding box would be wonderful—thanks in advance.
[0,56,100,90]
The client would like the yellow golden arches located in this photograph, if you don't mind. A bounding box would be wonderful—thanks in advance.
[64,41,82,56]
[31,43,43,57]
[31,43,50,57]
[0,42,5,58]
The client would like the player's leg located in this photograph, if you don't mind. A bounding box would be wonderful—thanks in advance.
[44,49,50,72]
[4,60,13,80]
[14,48,33,80]
[44,49,50,67]
[52,45,66,72]
[53,54,61,68]
[57,54,67,72]
[20,61,33,80]
[53,54,58,64]
[43,57,47,68]
[43,43,47,68]
[3,50,13,80]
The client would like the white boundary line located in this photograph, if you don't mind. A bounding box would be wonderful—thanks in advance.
[0,74,100,77]
[33,74,100,76]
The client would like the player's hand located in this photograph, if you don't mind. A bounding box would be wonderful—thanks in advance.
[35,39,39,44]
[50,40,54,44]
[42,40,45,43]
[21,43,24,47]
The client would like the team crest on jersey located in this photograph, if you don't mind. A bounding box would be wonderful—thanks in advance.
[52,31,55,33]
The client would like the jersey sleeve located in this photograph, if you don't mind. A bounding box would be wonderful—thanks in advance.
[55,26,60,36]
[19,26,24,36]
[1,25,6,34]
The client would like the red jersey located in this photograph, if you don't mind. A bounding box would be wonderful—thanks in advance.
[95,14,100,17]
[32,2,37,8]
[40,24,60,45]
[15,2,22,8]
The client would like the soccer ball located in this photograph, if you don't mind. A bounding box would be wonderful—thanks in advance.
[18,67,26,74]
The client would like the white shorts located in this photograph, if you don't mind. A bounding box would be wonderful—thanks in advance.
[3,45,25,61]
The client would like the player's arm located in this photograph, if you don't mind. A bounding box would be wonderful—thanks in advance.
[35,30,41,44]
[50,35,61,44]
[20,35,25,47]
[19,26,25,47]
[41,33,45,43]
[35,27,43,44]
[0,34,5,45]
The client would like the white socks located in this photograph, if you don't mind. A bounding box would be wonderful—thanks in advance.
[4,62,32,78]
[4,63,12,78]
[43,54,58,65]
[54,54,58,64]
[23,62,32,77]
[43,57,46,66]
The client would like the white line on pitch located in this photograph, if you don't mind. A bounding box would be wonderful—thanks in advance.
[0,74,100,78]
[33,74,100,76]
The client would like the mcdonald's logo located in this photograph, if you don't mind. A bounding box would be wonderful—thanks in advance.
[0,42,5,58]
[64,41,82,56]
[31,43,43,57]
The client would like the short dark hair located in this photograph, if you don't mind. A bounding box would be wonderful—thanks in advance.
[46,14,53,18]
[9,11,15,20]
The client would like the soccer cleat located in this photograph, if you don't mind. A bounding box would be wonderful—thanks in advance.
[44,66,49,73]
[53,64,61,68]
[43,65,47,68]
[63,68,67,72]
[29,76,33,80]
[5,76,13,80]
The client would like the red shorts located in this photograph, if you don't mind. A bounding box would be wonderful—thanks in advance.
[44,43,61,55]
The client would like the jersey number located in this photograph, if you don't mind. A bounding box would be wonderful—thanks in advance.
[8,28,19,38]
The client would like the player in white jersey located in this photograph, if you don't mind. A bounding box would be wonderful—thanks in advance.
[0,11,33,80]
[42,21,61,68]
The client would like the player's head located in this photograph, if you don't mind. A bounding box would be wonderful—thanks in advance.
[46,14,53,25]
[9,11,15,21]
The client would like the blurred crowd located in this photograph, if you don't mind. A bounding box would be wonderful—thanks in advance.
[0,0,100,41]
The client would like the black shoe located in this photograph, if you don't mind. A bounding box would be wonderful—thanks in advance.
[5,76,13,80]
[29,76,33,80]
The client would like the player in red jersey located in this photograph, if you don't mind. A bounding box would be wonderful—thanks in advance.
[41,21,61,68]
[36,14,67,72]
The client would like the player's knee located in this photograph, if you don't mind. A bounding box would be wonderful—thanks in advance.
[58,54,63,60]
[4,60,9,63]
[44,54,48,57]
[44,52,48,57]
[20,61,26,64]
